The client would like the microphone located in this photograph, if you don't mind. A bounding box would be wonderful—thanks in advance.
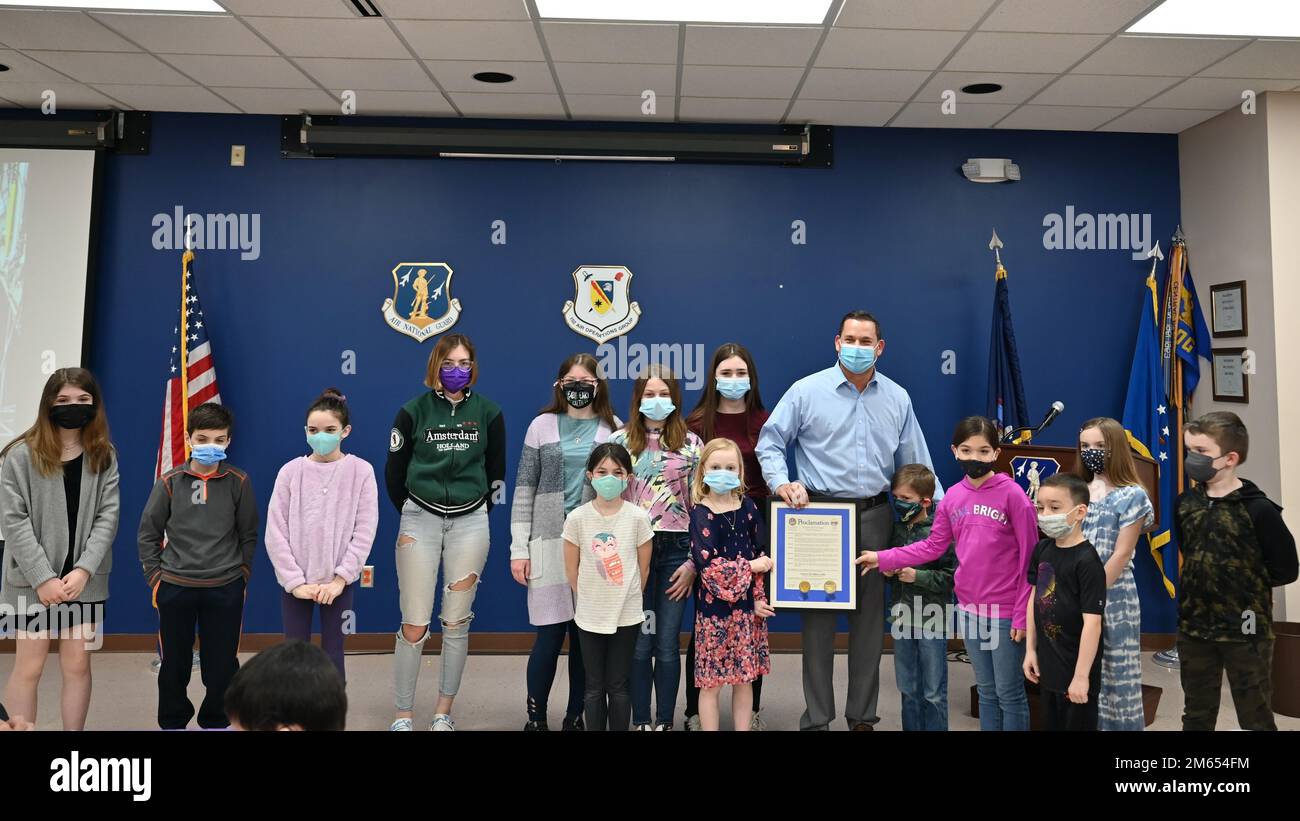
[1001,401,1065,442]
[1040,401,1065,431]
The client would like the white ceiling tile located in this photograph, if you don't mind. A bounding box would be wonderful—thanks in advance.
[683,25,820,67]
[889,100,1017,127]
[680,65,803,98]
[678,97,788,122]
[0,9,138,51]
[835,0,997,30]
[787,99,902,125]
[425,60,555,93]
[376,0,530,20]
[90,12,275,56]
[1098,107,1222,132]
[166,54,316,87]
[1146,76,1299,109]
[335,89,455,115]
[243,17,406,58]
[394,20,544,60]
[216,0,354,16]
[296,57,433,91]
[0,49,79,84]
[0,81,118,109]
[449,91,566,118]
[799,67,928,100]
[25,51,191,85]
[946,32,1108,72]
[566,93,674,121]
[553,62,676,95]
[994,104,1129,130]
[915,71,1056,104]
[541,22,678,64]
[1198,40,1300,80]
[1073,36,1248,76]
[1031,74,1182,107]
[980,0,1156,34]
[816,28,964,70]
[89,83,241,112]
[210,87,340,114]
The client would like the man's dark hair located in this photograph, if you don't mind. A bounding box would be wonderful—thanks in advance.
[838,310,882,339]
[224,640,347,731]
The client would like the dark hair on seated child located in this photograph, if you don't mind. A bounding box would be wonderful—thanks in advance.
[224,640,347,731]
[187,402,233,436]
[1185,411,1249,465]
[586,442,634,475]
[1041,472,1089,508]
[950,415,1001,449]
[891,464,936,498]
[307,387,350,427]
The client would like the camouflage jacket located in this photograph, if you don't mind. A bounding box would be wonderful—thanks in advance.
[1174,480,1298,642]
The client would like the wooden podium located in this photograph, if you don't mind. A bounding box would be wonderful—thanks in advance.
[994,444,1161,530]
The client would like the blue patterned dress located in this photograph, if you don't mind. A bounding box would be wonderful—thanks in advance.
[1081,483,1154,731]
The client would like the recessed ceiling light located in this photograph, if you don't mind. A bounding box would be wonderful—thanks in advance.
[961,83,1003,95]
[0,1,225,11]
[1128,0,1300,38]
[535,0,834,25]
[473,72,515,84]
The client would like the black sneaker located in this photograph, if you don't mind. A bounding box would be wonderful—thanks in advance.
[524,720,549,731]
[561,715,585,732]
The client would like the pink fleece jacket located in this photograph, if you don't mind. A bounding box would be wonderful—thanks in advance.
[877,472,1038,629]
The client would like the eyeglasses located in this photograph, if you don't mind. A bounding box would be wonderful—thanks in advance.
[441,359,474,369]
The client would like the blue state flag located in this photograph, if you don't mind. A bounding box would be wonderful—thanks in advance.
[1122,270,1177,599]
[1174,265,1212,397]
[987,263,1030,435]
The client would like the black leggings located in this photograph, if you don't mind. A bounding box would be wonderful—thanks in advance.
[576,625,639,731]
[525,620,585,722]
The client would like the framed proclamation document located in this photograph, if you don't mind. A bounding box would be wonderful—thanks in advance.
[768,498,858,610]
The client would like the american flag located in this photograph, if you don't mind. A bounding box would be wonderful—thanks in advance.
[155,250,221,478]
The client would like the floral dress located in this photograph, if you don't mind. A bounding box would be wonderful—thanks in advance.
[688,497,771,688]
[1081,483,1154,731]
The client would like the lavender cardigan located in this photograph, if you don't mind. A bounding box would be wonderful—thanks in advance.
[510,412,619,626]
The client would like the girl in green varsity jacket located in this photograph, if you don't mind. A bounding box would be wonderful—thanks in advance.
[385,333,506,732]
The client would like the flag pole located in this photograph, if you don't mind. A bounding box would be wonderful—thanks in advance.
[180,220,194,462]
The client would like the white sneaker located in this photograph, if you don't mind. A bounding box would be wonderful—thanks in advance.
[430,714,456,731]
[149,656,161,675]
[684,714,702,732]
[192,650,201,669]
[389,718,414,731]
[749,711,767,731]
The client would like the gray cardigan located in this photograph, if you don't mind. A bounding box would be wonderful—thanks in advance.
[0,441,120,608]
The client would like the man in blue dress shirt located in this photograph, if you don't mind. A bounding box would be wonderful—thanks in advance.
[757,311,942,730]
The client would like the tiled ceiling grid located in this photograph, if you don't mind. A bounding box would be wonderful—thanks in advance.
[0,0,1297,132]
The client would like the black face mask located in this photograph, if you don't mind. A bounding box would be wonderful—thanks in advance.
[49,403,96,430]
[563,383,595,410]
[1185,451,1222,483]
[1080,448,1108,475]
[956,457,995,479]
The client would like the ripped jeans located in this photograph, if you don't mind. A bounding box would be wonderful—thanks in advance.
[393,501,490,710]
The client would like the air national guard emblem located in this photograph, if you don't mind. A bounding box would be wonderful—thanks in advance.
[382,262,461,342]
[562,265,641,344]
[1010,456,1060,505]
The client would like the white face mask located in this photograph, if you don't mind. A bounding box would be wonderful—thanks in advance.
[1037,507,1081,539]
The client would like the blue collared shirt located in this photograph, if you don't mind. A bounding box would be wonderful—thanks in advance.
[756,364,944,501]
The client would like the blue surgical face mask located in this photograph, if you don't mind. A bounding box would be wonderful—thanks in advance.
[590,474,627,501]
[639,396,675,422]
[703,469,741,494]
[838,343,877,374]
[191,444,226,466]
[306,431,341,457]
[716,377,750,401]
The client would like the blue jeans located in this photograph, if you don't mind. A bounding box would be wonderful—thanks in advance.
[893,635,948,731]
[631,531,691,727]
[957,607,1029,731]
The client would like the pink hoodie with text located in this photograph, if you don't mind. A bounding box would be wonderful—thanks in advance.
[878,472,1038,629]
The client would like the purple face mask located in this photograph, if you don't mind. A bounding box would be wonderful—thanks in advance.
[440,366,472,393]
